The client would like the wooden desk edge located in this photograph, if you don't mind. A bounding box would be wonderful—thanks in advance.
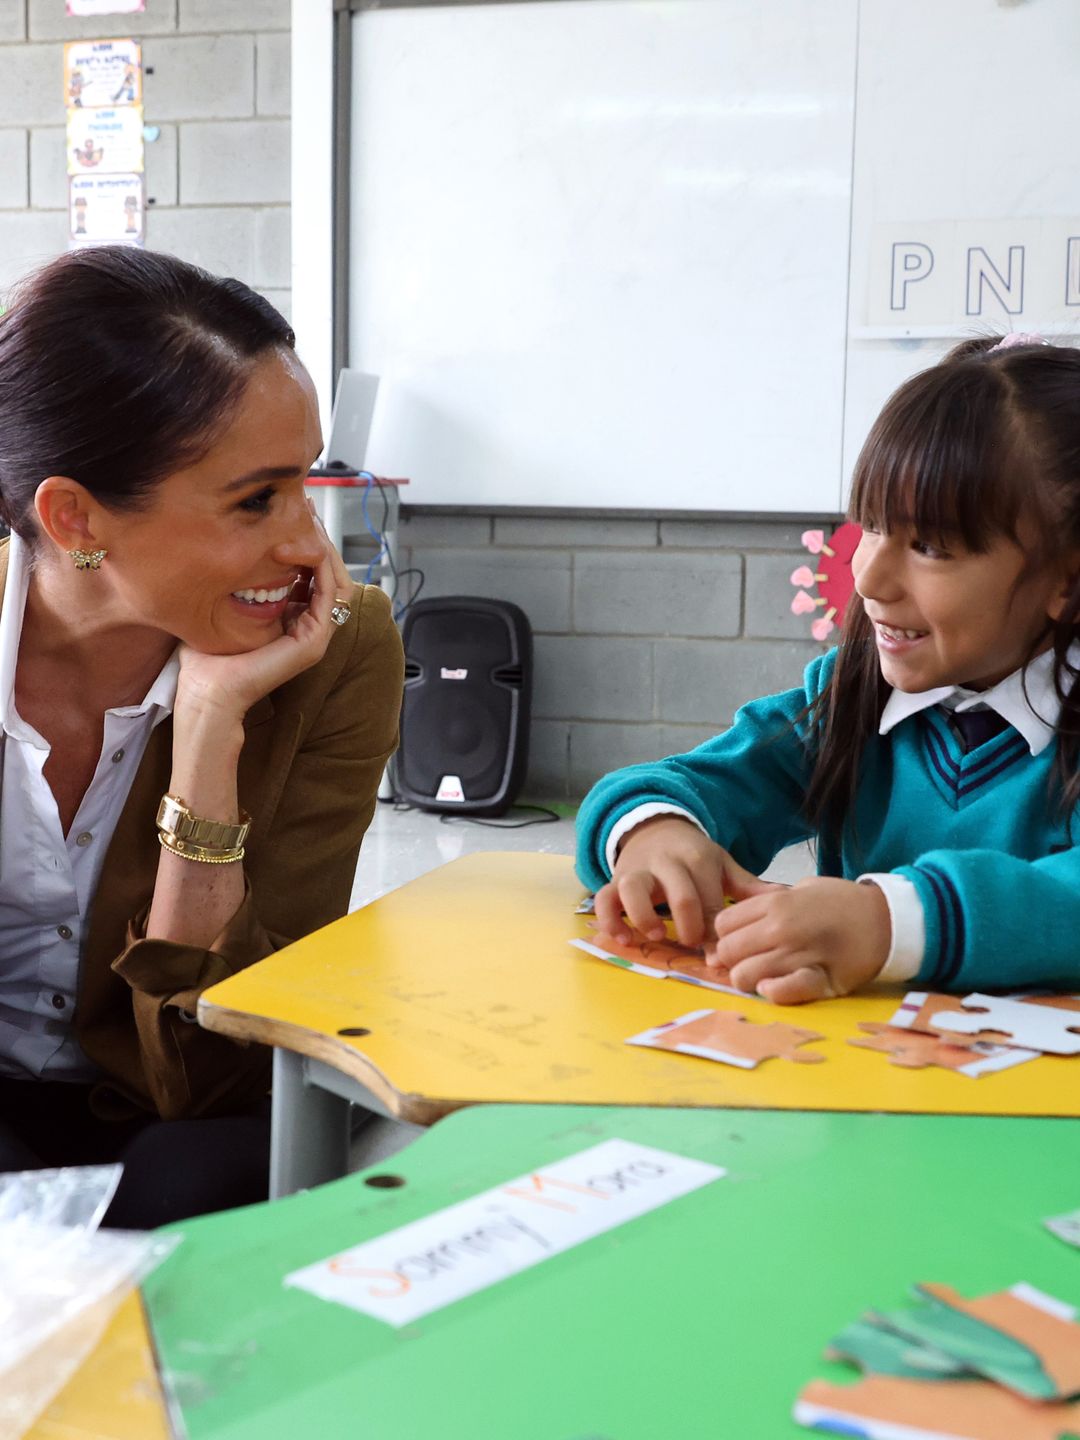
[197,999,457,1126]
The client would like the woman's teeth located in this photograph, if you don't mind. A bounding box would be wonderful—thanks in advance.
[232,584,291,605]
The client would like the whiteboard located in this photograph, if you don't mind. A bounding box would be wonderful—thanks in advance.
[351,0,857,512]
[842,0,1080,490]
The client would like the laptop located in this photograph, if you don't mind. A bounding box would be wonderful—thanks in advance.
[322,370,381,471]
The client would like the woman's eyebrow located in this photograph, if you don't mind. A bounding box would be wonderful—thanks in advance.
[219,465,304,494]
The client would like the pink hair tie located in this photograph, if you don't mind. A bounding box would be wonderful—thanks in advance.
[989,332,1048,352]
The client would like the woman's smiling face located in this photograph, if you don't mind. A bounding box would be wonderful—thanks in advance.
[852,521,1070,692]
[91,348,327,655]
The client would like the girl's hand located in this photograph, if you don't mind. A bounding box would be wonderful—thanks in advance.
[708,877,891,1003]
[176,527,354,725]
[594,816,779,948]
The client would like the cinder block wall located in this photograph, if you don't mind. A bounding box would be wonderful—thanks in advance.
[379,511,840,798]
[0,0,290,314]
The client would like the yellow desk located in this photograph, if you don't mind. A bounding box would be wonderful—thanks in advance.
[198,852,1077,1196]
[24,1291,169,1440]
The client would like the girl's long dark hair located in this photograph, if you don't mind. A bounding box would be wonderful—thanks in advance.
[804,336,1080,849]
[0,246,295,541]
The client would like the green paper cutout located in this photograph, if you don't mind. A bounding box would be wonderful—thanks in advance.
[873,1290,1057,1400]
[828,1318,970,1379]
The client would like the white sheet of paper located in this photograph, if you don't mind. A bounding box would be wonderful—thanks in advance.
[1046,1209,1080,1249]
[285,1138,725,1327]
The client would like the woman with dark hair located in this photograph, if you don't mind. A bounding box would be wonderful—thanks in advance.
[0,246,403,1225]
[577,335,1080,1004]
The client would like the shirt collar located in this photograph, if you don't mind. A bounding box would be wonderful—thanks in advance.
[878,643,1080,756]
[0,533,179,748]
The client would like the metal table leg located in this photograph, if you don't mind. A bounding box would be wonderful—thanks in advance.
[270,1050,352,1199]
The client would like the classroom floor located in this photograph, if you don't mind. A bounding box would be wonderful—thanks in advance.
[345,800,816,1170]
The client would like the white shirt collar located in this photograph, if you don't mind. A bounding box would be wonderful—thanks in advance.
[878,643,1080,756]
[0,534,179,749]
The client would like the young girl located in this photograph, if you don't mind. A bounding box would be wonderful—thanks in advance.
[576,335,1080,1004]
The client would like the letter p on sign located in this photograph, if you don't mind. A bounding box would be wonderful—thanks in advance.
[891,242,934,310]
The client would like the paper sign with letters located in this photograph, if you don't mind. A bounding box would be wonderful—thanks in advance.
[285,1139,725,1327]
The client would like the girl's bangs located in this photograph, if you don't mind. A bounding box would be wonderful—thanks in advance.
[848,369,1022,553]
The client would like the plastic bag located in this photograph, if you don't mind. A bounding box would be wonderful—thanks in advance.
[0,1165,179,1440]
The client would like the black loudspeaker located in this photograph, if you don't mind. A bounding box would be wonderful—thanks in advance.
[394,596,532,816]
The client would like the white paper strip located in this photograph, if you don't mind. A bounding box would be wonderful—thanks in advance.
[285,1138,725,1327]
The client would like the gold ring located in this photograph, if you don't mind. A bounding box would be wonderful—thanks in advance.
[329,599,351,627]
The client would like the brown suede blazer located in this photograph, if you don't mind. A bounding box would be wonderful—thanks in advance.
[0,544,404,1121]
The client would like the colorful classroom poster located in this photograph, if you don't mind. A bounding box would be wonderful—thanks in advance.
[67,0,145,15]
[67,106,144,177]
[69,174,143,244]
[286,1139,725,1327]
[64,39,142,110]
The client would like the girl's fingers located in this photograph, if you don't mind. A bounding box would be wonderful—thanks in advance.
[711,887,777,956]
[755,966,835,1005]
[618,872,668,941]
[722,854,781,901]
[593,881,629,941]
[659,866,707,947]
[727,947,829,999]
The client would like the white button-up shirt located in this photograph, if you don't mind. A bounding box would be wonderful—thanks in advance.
[0,534,178,1080]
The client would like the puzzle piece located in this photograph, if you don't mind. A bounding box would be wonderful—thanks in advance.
[890,990,1080,1049]
[908,1283,1080,1402]
[571,935,749,997]
[795,1373,1080,1440]
[1045,1209,1080,1250]
[931,995,1080,1056]
[628,1008,825,1069]
[585,930,704,971]
[848,1023,1038,1078]
[826,1319,971,1380]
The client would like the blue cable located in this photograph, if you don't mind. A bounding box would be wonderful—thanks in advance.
[357,471,389,585]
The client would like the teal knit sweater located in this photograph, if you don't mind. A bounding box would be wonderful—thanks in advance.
[575,650,1078,992]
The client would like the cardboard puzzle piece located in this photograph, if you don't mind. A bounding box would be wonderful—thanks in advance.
[890,990,1080,1048]
[627,1008,825,1070]
[849,1023,1039,1078]
[794,1373,1080,1440]
[826,1319,970,1380]
[570,935,749,998]
[910,1283,1080,1402]
[582,929,704,973]
[930,994,1080,1056]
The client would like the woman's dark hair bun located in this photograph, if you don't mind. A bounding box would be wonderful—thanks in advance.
[0,245,296,540]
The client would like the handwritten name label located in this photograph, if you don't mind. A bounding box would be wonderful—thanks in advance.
[285,1139,725,1326]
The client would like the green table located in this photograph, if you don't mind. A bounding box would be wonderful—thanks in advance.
[145,1106,1080,1439]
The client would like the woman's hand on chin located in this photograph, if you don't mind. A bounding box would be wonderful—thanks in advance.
[176,537,354,726]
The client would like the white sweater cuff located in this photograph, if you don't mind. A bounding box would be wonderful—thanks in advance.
[604,804,707,876]
[857,873,925,982]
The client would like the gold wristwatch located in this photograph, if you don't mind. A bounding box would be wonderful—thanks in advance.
[156,794,251,852]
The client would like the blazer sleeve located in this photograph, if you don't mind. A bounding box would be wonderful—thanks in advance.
[102,584,405,1120]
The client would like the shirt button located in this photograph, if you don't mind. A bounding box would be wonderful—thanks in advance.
[57,924,73,940]
[51,993,66,1010]
[111,749,124,763]
[76,832,93,846]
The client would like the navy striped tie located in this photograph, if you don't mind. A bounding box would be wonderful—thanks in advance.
[949,707,1010,753]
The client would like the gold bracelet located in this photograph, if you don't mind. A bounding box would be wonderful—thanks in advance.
[158,832,245,865]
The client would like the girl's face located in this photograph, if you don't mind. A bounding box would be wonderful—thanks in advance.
[852,522,1071,692]
[91,349,326,655]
